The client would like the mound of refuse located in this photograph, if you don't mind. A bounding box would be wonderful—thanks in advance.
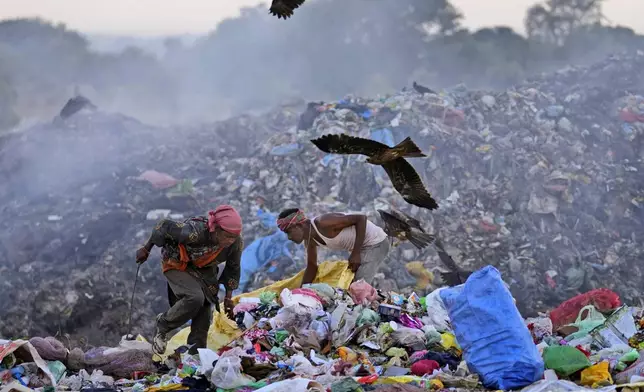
[1,52,644,348]
[2,267,644,392]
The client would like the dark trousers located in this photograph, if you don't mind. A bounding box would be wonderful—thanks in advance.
[159,269,212,352]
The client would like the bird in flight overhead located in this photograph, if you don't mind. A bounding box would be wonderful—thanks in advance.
[310,133,439,210]
[270,0,306,19]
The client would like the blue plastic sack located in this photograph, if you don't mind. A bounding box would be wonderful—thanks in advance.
[440,266,544,390]
[238,230,293,292]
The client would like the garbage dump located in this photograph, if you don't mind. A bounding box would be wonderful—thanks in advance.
[3,263,644,391]
[1,51,644,390]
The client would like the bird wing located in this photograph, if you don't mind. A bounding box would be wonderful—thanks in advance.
[310,134,390,158]
[270,0,306,19]
[382,158,438,210]
[390,207,424,232]
[377,209,410,235]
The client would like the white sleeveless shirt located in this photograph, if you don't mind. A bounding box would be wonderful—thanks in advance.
[310,214,387,251]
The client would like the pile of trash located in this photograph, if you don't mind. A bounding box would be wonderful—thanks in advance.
[1,51,644,345]
[3,265,644,392]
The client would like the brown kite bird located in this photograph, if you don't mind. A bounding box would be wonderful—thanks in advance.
[310,133,439,210]
[378,208,435,249]
[270,0,306,19]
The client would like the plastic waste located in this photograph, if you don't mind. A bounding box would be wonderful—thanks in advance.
[331,305,361,347]
[253,378,323,392]
[543,346,591,377]
[521,379,613,392]
[240,230,293,292]
[280,288,323,310]
[285,354,319,377]
[580,362,613,387]
[136,170,180,189]
[392,327,426,349]
[424,289,451,332]
[259,291,277,305]
[549,289,621,329]
[422,325,442,345]
[525,317,553,341]
[440,332,460,351]
[440,266,544,390]
[210,355,255,389]
[357,308,380,327]
[614,360,644,384]
[197,348,219,375]
[349,280,378,305]
[292,288,323,303]
[303,283,336,304]
[564,305,606,341]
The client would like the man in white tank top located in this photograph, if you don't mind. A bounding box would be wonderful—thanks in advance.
[277,208,390,285]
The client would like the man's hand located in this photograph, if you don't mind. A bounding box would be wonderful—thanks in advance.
[135,247,150,264]
[348,253,361,273]
[224,297,234,319]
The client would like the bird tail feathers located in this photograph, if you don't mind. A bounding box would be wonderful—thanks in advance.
[407,231,435,249]
[393,137,426,158]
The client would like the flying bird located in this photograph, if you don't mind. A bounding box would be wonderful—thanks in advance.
[413,81,436,95]
[311,134,439,210]
[378,208,435,249]
[270,0,306,19]
[59,95,96,120]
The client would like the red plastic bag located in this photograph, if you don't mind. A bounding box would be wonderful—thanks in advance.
[549,289,621,329]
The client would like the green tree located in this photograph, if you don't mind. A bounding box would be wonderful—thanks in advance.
[525,0,604,46]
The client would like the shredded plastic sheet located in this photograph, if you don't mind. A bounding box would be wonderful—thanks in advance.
[164,261,354,358]
[0,339,57,387]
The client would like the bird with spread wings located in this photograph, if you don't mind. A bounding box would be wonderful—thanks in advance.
[378,208,435,249]
[269,0,306,19]
[310,133,439,210]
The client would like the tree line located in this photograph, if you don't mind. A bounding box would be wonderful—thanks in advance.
[0,0,642,131]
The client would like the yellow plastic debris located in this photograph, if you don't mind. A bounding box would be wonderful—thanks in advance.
[440,332,460,350]
[376,375,423,384]
[405,261,434,290]
[146,384,187,392]
[338,347,358,363]
[581,362,613,387]
[428,379,444,390]
[163,260,354,358]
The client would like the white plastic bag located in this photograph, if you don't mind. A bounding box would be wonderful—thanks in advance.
[197,348,219,375]
[280,288,323,311]
[285,354,319,377]
[425,288,451,332]
[210,355,255,389]
[254,378,323,392]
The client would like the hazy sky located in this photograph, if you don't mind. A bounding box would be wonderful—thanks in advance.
[0,0,642,36]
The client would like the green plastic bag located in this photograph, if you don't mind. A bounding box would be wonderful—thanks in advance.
[357,308,380,327]
[259,291,277,305]
[543,346,591,377]
[565,305,605,341]
[619,349,640,364]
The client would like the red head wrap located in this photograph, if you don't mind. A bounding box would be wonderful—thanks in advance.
[277,209,308,232]
[208,205,242,235]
